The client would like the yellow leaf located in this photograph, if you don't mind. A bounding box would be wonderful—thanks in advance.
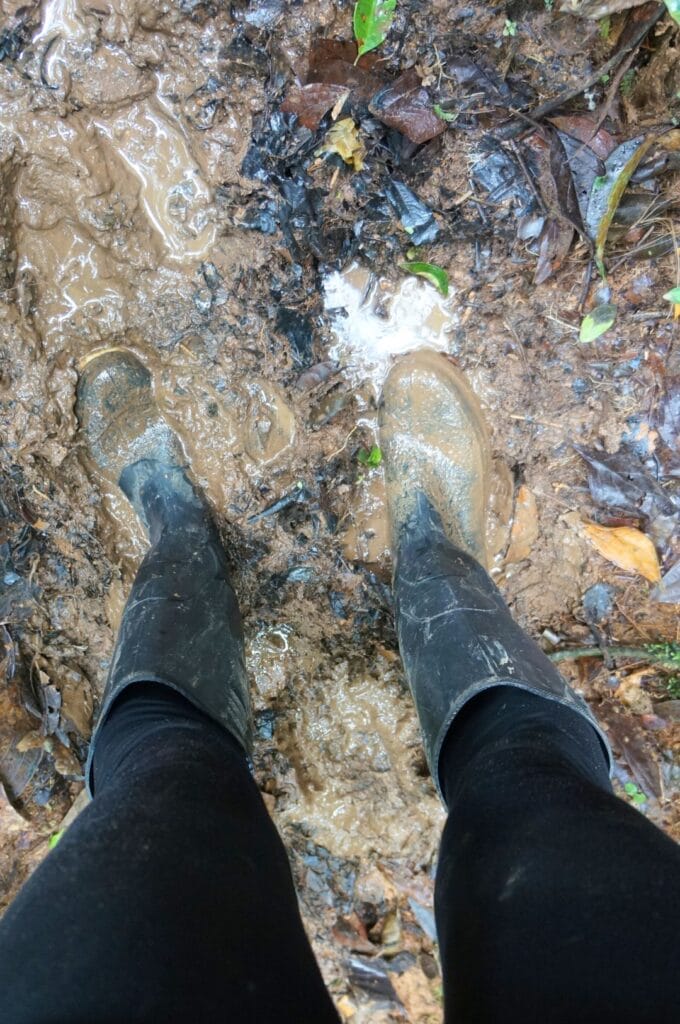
[581,522,661,583]
[316,118,365,171]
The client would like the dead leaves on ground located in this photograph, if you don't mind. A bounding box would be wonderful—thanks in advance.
[581,522,661,582]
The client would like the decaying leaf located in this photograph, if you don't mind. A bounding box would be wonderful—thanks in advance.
[581,521,661,582]
[574,443,677,528]
[353,0,397,60]
[579,303,617,342]
[281,83,349,130]
[316,118,365,170]
[400,261,449,295]
[306,39,385,104]
[506,485,539,563]
[369,69,445,144]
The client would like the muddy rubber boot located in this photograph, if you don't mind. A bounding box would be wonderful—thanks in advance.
[379,351,611,802]
[77,349,252,794]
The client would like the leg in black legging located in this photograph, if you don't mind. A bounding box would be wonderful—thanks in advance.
[435,688,680,1024]
[0,684,339,1024]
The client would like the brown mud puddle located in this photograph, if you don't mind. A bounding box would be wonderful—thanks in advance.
[0,1,678,1020]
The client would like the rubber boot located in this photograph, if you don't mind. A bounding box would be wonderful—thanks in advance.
[379,351,612,802]
[76,349,252,794]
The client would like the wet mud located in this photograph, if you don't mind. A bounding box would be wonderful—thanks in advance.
[0,1,679,1020]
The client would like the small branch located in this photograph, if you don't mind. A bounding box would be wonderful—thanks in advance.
[549,645,677,670]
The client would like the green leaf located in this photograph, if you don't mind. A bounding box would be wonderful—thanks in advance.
[663,286,680,303]
[579,303,617,343]
[49,830,64,850]
[400,261,449,296]
[357,444,383,467]
[503,18,517,36]
[665,0,680,26]
[624,782,637,796]
[585,135,656,270]
[598,16,611,39]
[434,103,458,123]
[353,0,396,60]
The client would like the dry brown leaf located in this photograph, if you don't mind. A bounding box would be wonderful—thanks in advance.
[615,669,654,715]
[581,522,661,582]
[506,485,539,563]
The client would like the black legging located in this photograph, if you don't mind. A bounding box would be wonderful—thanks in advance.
[0,681,678,1023]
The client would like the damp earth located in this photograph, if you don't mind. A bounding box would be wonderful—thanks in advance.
[1,1,679,1021]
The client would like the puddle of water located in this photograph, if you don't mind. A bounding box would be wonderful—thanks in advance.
[323,262,458,393]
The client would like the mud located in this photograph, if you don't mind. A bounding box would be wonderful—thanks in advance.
[1,1,679,1020]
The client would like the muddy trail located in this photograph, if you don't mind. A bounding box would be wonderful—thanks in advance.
[0,0,679,1019]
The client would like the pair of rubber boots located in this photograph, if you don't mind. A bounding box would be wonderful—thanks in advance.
[78,349,610,800]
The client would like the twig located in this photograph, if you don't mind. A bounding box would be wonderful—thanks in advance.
[549,645,677,669]
[501,3,666,137]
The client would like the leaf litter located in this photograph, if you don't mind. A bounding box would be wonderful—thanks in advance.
[1,0,680,1014]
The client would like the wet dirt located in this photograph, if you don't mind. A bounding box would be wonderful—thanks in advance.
[0,1,679,1020]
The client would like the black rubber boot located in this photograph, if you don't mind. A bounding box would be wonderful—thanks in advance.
[379,351,612,802]
[76,350,252,794]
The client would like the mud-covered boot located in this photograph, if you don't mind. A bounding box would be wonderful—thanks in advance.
[77,349,252,793]
[379,350,611,802]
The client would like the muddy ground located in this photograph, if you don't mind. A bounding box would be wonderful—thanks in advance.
[0,0,678,1020]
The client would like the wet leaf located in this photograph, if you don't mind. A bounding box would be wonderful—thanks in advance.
[357,444,383,467]
[584,135,656,271]
[599,700,662,799]
[306,38,384,104]
[281,83,349,130]
[663,286,680,303]
[579,303,616,342]
[316,118,365,170]
[400,261,449,295]
[353,0,396,60]
[581,522,661,582]
[369,69,445,144]
[549,115,616,162]
[574,444,677,526]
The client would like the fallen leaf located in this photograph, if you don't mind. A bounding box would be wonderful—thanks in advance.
[599,700,662,799]
[400,261,449,295]
[281,83,349,129]
[663,286,680,302]
[584,135,656,271]
[652,559,680,603]
[615,669,654,715]
[574,444,678,551]
[549,114,617,161]
[369,69,445,144]
[306,39,384,104]
[353,0,397,60]
[581,521,661,582]
[506,485,539,563]
[316,118,365,170]
[579,303,617,342]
